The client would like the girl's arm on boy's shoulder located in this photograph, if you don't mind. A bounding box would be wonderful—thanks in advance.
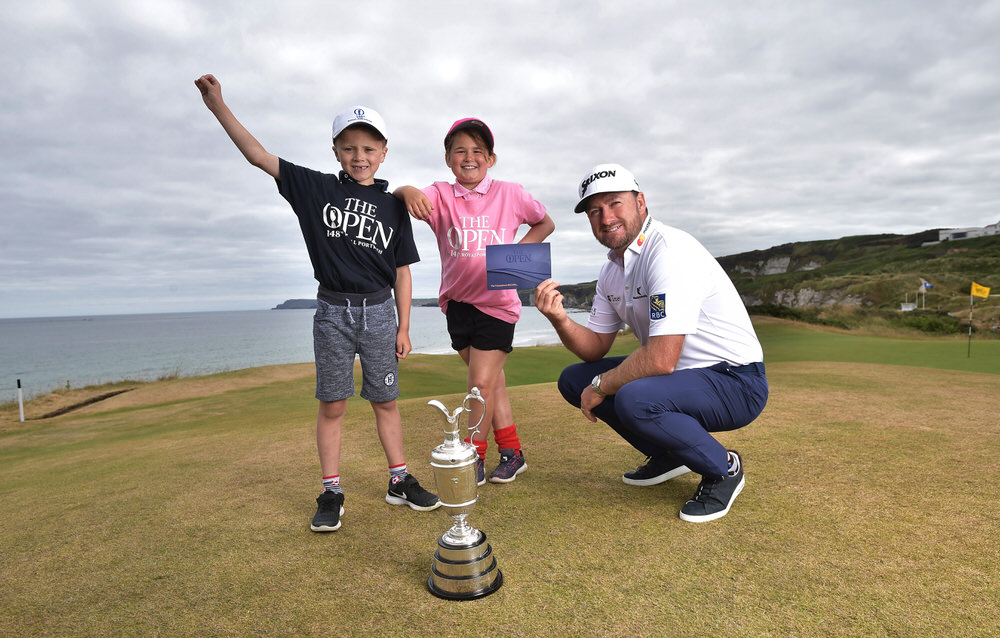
[195,74,280,180]
[393,265,413,359]
[518,213,555,244]
[393,185,434,221]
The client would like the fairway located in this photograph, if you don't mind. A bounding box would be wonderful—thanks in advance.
[1,323,998,637]
[755,317,1000,375]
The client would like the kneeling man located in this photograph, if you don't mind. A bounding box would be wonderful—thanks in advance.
[535,164,768,522]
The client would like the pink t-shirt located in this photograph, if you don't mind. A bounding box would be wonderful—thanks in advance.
[421,177,547,323]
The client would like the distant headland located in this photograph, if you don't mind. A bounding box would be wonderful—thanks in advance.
[272,299,317,310]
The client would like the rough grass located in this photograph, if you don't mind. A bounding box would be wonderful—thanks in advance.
[2,328,999,637]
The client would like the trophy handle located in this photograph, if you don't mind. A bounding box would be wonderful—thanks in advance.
[462,387,487,440]
[428,399,466,438]
[427,399,452,420]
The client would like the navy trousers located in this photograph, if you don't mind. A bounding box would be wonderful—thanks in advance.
[558,357,769,478]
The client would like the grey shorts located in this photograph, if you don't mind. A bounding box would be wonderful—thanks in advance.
[313,294,399,403]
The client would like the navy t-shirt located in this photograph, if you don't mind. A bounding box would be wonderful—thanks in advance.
[277,158,419,294]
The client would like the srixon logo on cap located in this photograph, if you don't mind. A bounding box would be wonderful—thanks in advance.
[580,168,616,193]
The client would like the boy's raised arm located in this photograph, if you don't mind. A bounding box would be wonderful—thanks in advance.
[195,74,280,180]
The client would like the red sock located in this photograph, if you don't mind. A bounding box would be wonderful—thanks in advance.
[493,424,521,451]
[466,437,488,460]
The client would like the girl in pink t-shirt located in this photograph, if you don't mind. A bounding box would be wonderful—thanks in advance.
[397,118,554,485]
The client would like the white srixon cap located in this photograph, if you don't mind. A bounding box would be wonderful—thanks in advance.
[332,106,387,142]
[575,163,640,213]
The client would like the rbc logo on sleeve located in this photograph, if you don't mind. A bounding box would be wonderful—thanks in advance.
[649,294,666,320]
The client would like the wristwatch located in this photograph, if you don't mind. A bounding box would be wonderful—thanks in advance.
[590,374,608,397]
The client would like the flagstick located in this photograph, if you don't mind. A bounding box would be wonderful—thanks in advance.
[967,293,973,358]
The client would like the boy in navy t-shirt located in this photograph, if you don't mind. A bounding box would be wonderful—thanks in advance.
[196,74,439,533]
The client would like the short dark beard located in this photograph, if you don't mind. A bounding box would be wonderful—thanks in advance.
[597,232,633,252]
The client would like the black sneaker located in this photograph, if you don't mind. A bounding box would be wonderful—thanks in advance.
[385,474,441,511]
[679,450,745,523]
[622,453,691,486]
[310,491,344,532]
[476,457,486,487]
[489,449,527,483]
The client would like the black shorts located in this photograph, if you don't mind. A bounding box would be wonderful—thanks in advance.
[446,301,515,353]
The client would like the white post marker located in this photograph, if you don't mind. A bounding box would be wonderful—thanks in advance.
[17,379,25,422]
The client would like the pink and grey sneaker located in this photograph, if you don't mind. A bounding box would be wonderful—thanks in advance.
[489,449,526,484]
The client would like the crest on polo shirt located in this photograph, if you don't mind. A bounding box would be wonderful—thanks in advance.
[649,294,666,320]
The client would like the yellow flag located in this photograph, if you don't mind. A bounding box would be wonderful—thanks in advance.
[971,282,991,298]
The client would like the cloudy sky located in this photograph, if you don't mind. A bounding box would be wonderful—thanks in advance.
[2,0,999,319]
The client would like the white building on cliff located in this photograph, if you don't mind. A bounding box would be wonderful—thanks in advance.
[938,221,1000,242]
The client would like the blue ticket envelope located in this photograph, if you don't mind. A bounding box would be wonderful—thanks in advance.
[485,243,551,290]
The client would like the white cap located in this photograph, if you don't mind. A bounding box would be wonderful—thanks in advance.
[332,106,387,142]
[575,163,640,213]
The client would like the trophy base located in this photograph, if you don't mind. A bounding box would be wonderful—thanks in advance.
[427,532,503,600]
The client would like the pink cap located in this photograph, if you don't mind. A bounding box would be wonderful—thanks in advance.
[444,118,494,154]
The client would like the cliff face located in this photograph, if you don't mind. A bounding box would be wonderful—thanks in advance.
[720,230,999,313]
[730,255,825,277]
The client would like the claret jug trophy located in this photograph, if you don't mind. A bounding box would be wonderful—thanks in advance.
[426,387,503,599]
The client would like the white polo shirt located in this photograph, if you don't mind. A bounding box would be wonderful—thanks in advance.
[587,216,763,370]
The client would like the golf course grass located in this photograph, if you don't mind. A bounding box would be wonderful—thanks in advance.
[1,319,997,637]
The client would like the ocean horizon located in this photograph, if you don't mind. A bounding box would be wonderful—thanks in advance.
[2,306,585,400]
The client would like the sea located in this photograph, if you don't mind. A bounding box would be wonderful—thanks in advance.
[1,306,588,400]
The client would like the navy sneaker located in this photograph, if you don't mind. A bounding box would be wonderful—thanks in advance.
[311,491,344,532]
[622,453,691,486]
[385,474,441,511]
[489,449,527,483]
[679,450,745,523]
[476,457,486,486]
